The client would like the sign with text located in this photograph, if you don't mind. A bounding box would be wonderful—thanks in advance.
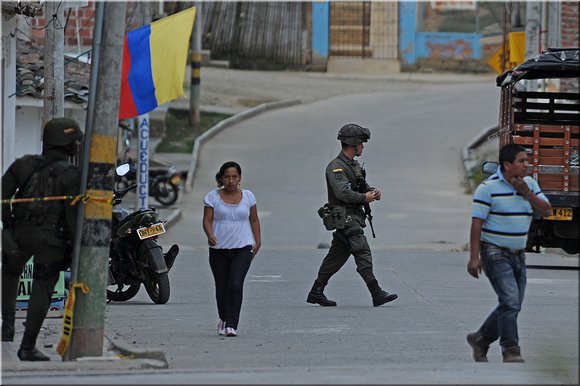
[16,257,66,318]
[137,114,150,210]
[431,1,476,11]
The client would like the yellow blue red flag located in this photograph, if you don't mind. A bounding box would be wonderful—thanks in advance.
[119,7,196,120]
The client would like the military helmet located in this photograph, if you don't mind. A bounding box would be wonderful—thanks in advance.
[337,123,370,146]
[42,117,83,146]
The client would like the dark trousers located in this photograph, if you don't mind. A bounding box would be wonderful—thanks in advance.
[2,233,63,349]
[209,246,253,330]
[317,223,376,285]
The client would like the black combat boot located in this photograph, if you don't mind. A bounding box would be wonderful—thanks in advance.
[366,280,398,307]
[306,280,337,306]
[17,333,50,361]
[1,307,15,342]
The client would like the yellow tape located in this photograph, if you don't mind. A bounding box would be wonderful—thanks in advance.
[56,282,90,357]
[84,189,113,220]
[2,193,113,206]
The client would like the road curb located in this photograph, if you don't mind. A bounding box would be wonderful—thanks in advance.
[185,98,302,192]
[106,336,168,369]
[461,125,498,190]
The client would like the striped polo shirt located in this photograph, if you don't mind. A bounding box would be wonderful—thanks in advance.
[471,168,549,250]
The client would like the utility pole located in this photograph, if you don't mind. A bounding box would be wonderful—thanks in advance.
[525,2,542,92]
[65,1,126,360]
[43,1,64,121]
[189,2,201,127]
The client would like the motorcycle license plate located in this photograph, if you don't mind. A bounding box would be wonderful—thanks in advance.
[545,207,573,221]
[137,222,166,240]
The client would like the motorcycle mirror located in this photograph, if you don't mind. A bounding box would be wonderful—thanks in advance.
[116,163,131,176]
[482,161,499,175]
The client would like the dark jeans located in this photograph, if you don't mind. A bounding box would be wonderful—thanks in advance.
[478,241,527,351]
[209,246,253,330]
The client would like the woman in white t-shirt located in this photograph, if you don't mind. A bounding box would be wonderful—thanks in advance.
[202,161,261,337]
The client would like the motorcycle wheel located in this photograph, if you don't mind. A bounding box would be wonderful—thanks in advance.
[152,180,179,206]
[144,272,170,304]
[107,283,141,302]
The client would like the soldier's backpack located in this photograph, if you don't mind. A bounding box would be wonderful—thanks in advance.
[14,156,74,226]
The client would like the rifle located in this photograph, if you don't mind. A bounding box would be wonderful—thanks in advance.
[358,164,376,239]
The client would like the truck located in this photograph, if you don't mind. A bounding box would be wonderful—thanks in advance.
[485,48,579,254]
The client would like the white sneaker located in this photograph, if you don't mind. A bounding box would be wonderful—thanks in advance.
[217,321,226,336]
[225,327,237,337]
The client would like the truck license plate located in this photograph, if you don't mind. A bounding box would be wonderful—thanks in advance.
[545,207,573,221]
[137,222,166,239]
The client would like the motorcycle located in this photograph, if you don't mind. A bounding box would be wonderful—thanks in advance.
[115,162,182,207]
[107,163,180,304]
[116,122,181,207]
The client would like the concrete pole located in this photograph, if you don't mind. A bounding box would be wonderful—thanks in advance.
[189,2,201,127]
[547,2,561,49]
[65,1,126,360]
[43,1,65,121]
[525,2,542,91]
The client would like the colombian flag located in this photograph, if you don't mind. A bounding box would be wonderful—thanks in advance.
[119,7,196,120]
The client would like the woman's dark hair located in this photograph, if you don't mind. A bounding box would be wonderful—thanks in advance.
[215,161,242,187]
[499,143,527,171]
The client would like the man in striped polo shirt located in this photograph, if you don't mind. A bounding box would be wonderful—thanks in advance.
[466,143,552,363]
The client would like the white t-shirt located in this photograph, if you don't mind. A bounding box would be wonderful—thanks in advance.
[203,189,256,249]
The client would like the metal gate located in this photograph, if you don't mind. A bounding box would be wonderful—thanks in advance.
[329,1,398,59]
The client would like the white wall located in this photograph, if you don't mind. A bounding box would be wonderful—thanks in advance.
[2,16,17,172]
[14,98,87,160]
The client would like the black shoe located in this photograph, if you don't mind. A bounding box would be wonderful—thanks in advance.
[17,347,51,361]
[366,280,398,306]
[467,332,489,362]
[502,346,525,363]
[306,280,337,306]
[372,291,398,307]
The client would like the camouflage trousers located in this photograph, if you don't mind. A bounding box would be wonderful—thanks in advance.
[316,222,376,285]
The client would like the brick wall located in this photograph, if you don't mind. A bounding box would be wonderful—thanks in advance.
[27,2,96,48]
[561,2,579,48]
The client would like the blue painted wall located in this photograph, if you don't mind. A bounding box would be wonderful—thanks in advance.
[399,1,482,66]
[416,32,482,59]
[312,1,329,61]
[399,1,418,65]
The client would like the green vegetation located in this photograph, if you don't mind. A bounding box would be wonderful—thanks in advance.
[155,110,232,153]
[469,164,489,190]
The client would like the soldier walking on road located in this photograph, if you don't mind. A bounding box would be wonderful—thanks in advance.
[307,123,398,307]
[467,143,552,363]
[2,118,83,361]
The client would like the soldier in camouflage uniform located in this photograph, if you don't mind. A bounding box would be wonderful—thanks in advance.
[2,117,82,361]
[307,123,398,307]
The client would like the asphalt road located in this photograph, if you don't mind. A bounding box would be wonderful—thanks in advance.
[109,81,577,383]
[3,77,578,384]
